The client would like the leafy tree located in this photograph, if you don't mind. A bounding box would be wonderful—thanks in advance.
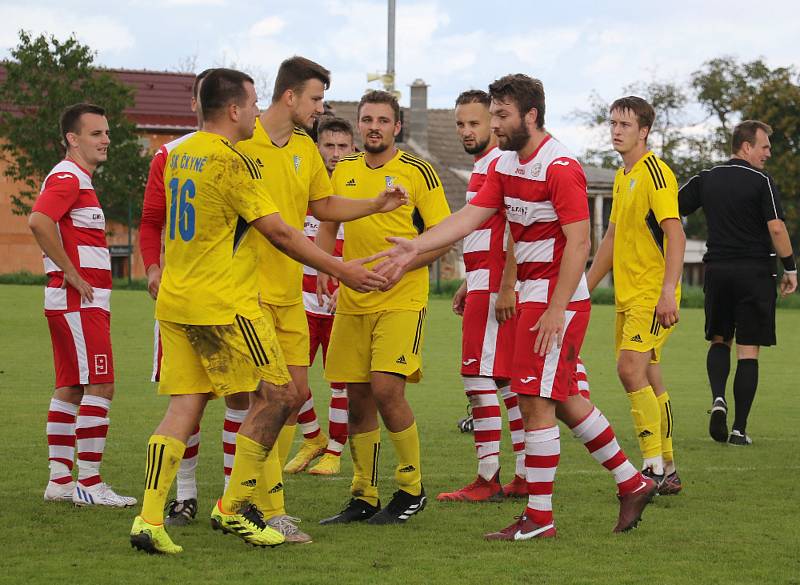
[0,30,148,223]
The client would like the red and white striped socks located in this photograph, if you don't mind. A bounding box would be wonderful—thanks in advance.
[524,426,560,526]
[298,390,321,440]
[570,406,643,495]
[325,384,348,456]
[575,358,590,400]
[500,385,526,478]
[47,398,78,485]
[75,395,111,487]
[464,377,501,480]
[222,408,247,490]
[176,425,200,500]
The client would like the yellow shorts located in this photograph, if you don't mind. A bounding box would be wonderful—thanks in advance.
[158,316,291,397]
[260,301,310,366]
[615,305,674,364]
[325,308,427,384]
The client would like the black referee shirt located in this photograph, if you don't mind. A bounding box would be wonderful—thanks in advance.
[678,158,784,263]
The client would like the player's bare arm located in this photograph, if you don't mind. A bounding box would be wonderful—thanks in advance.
[309,185,409,222]
[376,242,451,292]
[29,211,94,302]
[531,219,591,357]
[495,231,517,323]
[767,218,798,296]
[452,280,467,316]
[585,221,615,292]
[252,213,388,293]
[656,218,685,328]
[314,219,341,304]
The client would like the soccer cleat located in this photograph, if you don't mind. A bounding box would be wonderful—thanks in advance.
[728,430,753,446]
[266,514,312,544]
[319,498,381,525]
[130,516,183,554]
[283,434,328,474]
[367,488,426,525]
[613,476,658,532]
[502,474,528,498]
[437,472,503,502]
[658,471,683,496]
[484,515,556,541]
[457,404,474,433]
[210,500,284,547]
[708,398,728,443]
[308,453,341,475]
[44,480,75,502]
[73,482,137,508]
[640,466,665,491]
[164,498,198,527]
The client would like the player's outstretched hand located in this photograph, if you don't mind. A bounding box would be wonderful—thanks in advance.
[316,272,339,307]
[326,288,339,313]
[146,264,162,300]
[780,272,797,296]
[495,286,516,323]
[530,307,564,357]
[656,293,679,329]
[337,252,389,292]
[64,268,94,303]
[372,185,410,214]
[452,281,467,316]
[379,237,419,282]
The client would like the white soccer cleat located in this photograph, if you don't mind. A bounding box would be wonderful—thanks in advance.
[44,480,76,502]
[73,482,137,508]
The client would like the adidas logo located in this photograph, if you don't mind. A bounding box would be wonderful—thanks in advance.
[240,478,257,488]
[396,355,407,365]
[255,158,264,167]
[268,482,284,494]
[345,178,357,186]
[398,465,416,473]
[629,334,643,343]
[638,429,653,438]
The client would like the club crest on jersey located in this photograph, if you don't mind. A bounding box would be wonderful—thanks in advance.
[293,155,302,173]
[530,162,542,177]
[629,179,636,190]
[385,175,396,188]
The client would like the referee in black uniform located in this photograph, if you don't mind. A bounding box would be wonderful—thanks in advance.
[679,120,796,446]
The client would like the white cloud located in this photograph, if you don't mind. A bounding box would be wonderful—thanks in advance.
[248,16,285,37]
[164,0,226,5]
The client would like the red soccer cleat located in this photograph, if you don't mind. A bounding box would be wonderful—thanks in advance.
[437,472,503,502]
[485,514,556,541]
[613,476,658,533]
[502,474,527,498]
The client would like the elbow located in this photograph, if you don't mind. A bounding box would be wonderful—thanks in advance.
[266,222,293,253]
[28,212,42,234]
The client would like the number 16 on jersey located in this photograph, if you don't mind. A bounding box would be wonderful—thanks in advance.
[168,178,196,241]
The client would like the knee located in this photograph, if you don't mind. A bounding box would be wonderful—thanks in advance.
[616,359,641,388]
[85,383,114,400]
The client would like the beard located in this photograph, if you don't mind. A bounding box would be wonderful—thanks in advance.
[462,136,491,155]
[364,140,390,154]
[497,122,530,152]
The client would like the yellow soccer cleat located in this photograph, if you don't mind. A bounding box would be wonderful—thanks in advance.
[130,516,183,555]
[308,452,341,475]
[283,434,328,474]
[210,500,285,548]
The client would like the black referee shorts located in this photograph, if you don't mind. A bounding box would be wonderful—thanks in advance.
[703,260,777,346]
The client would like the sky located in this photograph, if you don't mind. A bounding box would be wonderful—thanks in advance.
[1,0,797,153]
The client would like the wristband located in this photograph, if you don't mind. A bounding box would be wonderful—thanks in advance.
[780,255,796,272]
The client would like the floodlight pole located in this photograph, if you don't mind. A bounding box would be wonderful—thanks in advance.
[387,0,395,92]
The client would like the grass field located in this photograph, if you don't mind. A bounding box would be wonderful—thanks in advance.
[0,283,798,585]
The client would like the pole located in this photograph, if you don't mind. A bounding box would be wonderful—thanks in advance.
[127,195,132,286]
[387,0,395,92]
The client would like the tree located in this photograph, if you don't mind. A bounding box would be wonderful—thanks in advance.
[0,30,148,223]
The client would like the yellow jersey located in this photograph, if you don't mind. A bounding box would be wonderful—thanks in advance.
[609,151,681,310]
[156,131,279,325]
[332,149,451,314]
[237,119,333,305]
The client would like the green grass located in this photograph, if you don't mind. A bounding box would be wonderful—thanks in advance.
[0,284,798,585]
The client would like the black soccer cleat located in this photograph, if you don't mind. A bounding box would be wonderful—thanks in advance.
[728,430,753,446]
[164,498,198,527]
[367,488,426,525]
[708,398,728,443]
[319,498,381,525]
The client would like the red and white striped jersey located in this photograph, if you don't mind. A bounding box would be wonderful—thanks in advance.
[463,146,506,293]
[302,211,344,316]
[33,160,112,314]
[470,135,590,310]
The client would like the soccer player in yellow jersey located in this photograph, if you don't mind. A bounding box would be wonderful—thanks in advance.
[129,68,389,554]
[586,96,686,494]
[236,56,408,541]
[317,90,451,525]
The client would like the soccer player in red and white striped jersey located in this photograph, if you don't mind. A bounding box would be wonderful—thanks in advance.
[30,103,136,508]
[382,75,656,539]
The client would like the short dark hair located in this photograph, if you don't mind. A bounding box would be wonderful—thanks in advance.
[488,74,545,128]
[192,68,215,99]
[317,116,354,140]
[272,56,330,103]
[200,68,254,120]
[60,103,106,146]
[732,119,772,153]
[358,90,400,123]
[455,89,490,107]
[609,96,655,137]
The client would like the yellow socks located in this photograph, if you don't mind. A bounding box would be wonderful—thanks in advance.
[276,424,296,468]
[220,433,268,513]
[141,435,185,525]
[627,386,662,460]
[657,391,675,471]
[349,429,381,506]
[388,422,422,496]
[251,447,285,518]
